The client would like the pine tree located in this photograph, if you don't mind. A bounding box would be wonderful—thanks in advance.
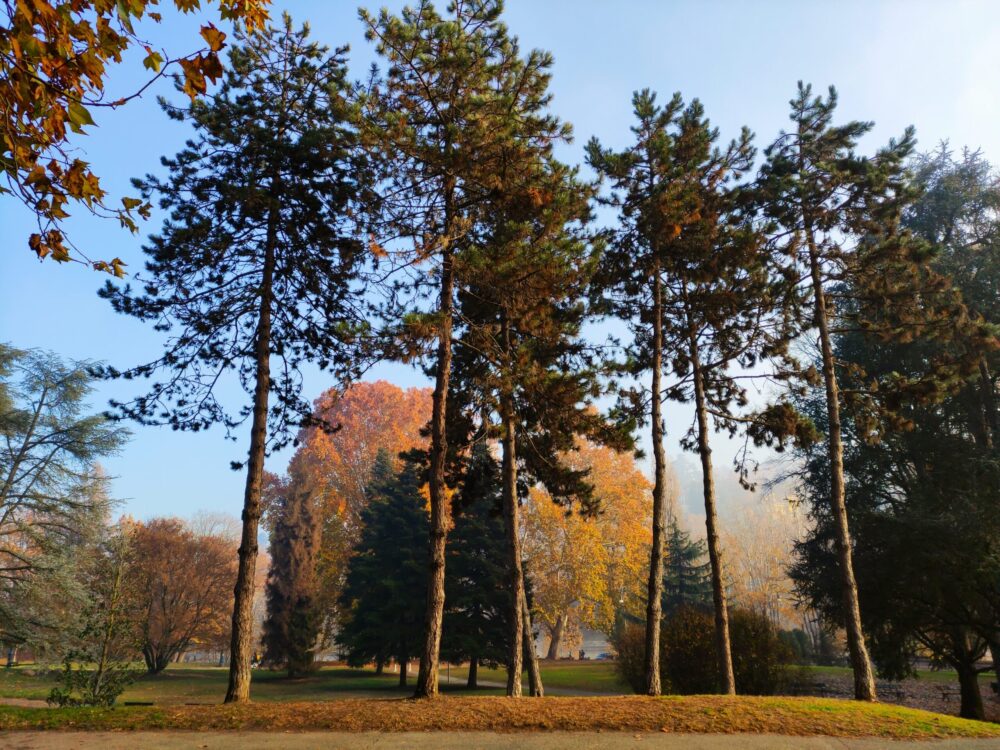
[757,83,994,701]
[337,451,429,687]
[98,17,371,703]
[361,0,598,697]
[662,520,713,617]
[441,444,513,689]
[262,481,321,677]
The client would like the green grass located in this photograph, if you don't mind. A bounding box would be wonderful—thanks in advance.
[0,664,504,705]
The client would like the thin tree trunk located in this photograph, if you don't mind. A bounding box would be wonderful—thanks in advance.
[689,331,736,695]
[500,351,525,698]
[467,657,478,689]
[989,638,1000,686]
[5,647,16,668]
[415,183,457,698]
[979,357,997,450]
[645,266,668,696]
[399,655,408,688]
[803,220,877,702]
[546,614,567,660]
[375,657,384,676]
[224,194,277,704]
[522,592,543,697]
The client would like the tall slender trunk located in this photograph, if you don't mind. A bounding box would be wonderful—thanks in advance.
[979,357,997,450]
[500,328,525,697]
[466,657,478,689]
[803,220,877,702]
[988,638,1000,686]
[415,187,457,697]
[688,330,736,695]
[522,592,543,697]
[224,194,277,705]
[546,613,567,660]
[6,647,16,668]
[645,265,668,696]
[399,654,408,688]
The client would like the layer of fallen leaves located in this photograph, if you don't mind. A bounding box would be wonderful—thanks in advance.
[0,696,997,739]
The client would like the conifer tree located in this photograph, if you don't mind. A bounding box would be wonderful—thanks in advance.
[262,481,321,677]
[337,451,429,687]
[98,17,371,703]
[441,443,512,689]
[757,83,988,701]
[662,520,713,617]
[360,0,587,697]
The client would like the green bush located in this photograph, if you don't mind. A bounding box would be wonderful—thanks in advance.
[613,606,793,695]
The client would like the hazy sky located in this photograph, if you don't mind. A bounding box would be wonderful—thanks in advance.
[2,0,998,522]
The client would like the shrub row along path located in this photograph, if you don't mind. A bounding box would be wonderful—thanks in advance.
[2,731,1000,750]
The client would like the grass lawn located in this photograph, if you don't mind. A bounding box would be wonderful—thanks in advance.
[0,664,504,705]
[0,695,997,738]
[0,660,625,705]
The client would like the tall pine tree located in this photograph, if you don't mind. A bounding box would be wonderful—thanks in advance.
[262,480,321,677]
[98,17,371,703]
[441,443,513,689]
[337,451,429,687]
[758,83,989,701]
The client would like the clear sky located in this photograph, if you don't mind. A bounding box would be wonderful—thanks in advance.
[2,0,999,522]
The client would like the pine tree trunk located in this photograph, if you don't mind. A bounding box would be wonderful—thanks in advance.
[546,614,566,660]
[224,196,277,704]
[689,332,736,695]
[415,232,455,699]
[467,657,478,689]
[522,592,544,697]
[804,221,877,702]
[500,362,525,698]
[645,266,668,696]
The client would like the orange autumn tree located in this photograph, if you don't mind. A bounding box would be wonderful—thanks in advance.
[522,439,659,659]
[264,381,431,640]
[1,0,270,272]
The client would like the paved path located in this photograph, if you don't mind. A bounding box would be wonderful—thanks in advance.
[1,733,999,749]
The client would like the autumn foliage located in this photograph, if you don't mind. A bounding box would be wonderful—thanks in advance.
[1,0,269,271]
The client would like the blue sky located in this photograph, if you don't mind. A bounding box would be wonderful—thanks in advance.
[2,0,999,521]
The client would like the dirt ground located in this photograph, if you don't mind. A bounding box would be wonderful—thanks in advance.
[1,732,999,750]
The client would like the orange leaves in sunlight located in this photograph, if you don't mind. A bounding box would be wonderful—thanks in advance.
[1,0,269,270]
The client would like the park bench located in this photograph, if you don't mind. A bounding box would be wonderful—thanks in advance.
[882,682,907,700]
[939,686,961,702]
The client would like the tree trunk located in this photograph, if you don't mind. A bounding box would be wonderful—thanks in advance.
[645,266,668,696]
[375,657,384,676]
[522,592,544,697]
[979,357,997,450]
[467,657,478,689]
[546,614,567,661]
[415,228,456,699]
[956,663,984,721]
[218,651,225,668]
[5,647,16,668]
[399,656,408,688]
[989,638,1000,686]
[500,356,525,698]
[689,332,736,695]
[224,193,277,704]
[804,220,877,702]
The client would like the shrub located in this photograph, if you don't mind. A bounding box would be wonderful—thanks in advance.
[612,606,793,695]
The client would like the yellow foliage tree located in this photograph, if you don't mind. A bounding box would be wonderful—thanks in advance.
[522,439,662,659]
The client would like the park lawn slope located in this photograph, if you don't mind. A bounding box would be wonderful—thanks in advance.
[0,696,998,739]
